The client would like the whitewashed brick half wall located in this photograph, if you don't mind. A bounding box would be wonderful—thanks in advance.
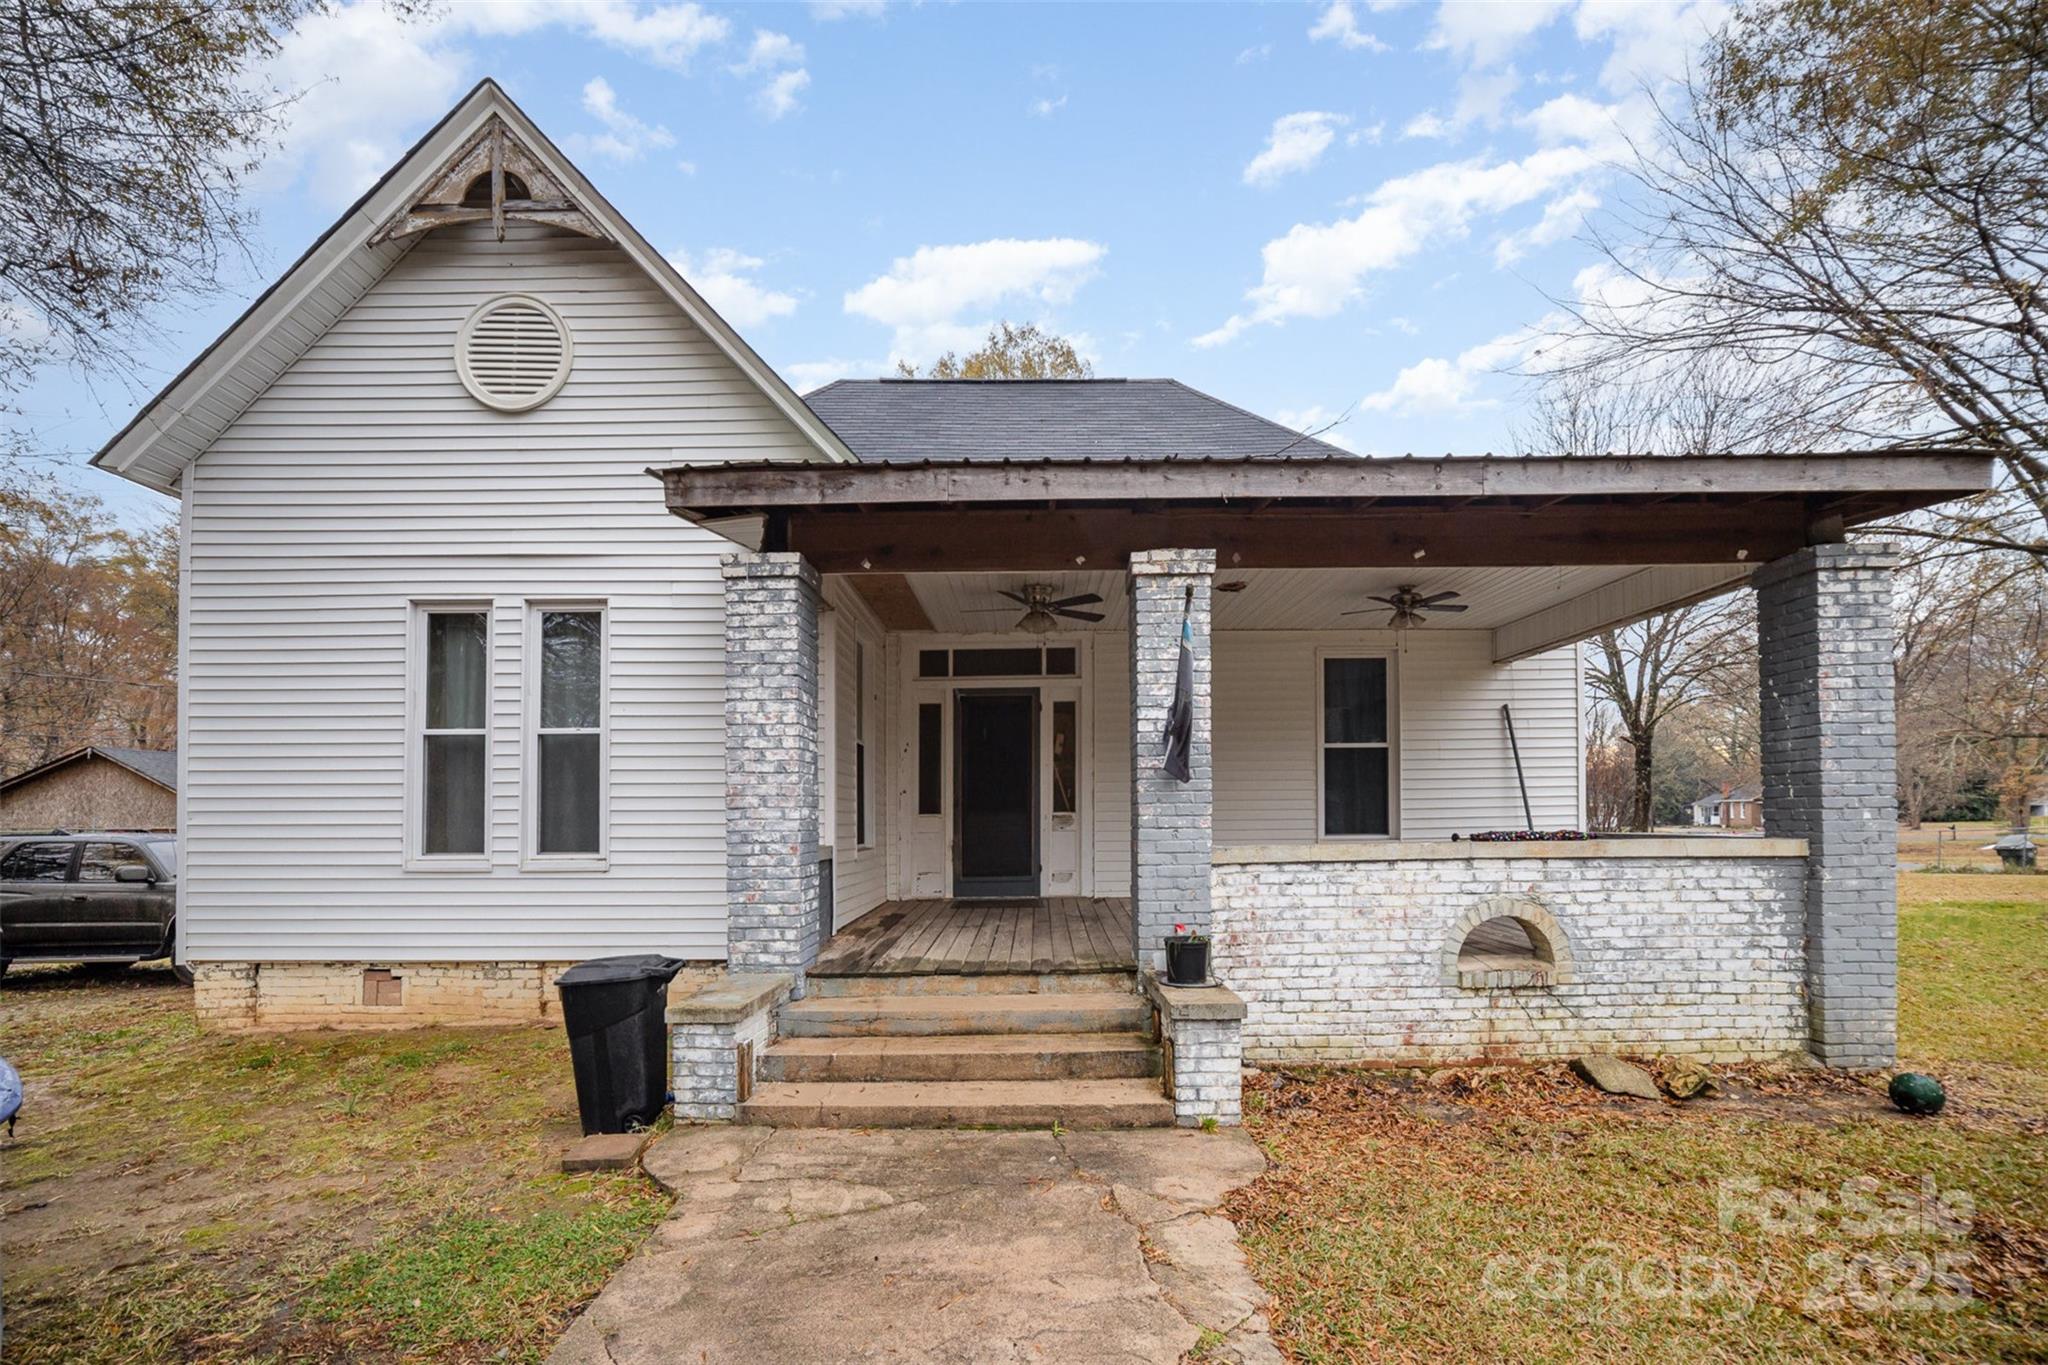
[1213,857,1809,1063]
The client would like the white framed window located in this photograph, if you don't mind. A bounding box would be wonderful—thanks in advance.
[524,602,608,868]
[1317,651,1396,838]
[410,603,492,869]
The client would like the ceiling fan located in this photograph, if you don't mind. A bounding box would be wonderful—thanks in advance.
[970,583,1106,634]
[1342,584,1468,630]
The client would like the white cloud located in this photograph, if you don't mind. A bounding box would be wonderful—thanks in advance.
[1275,405,1357,452]
[1520,91,1634,152]
[568,77,676,163]
[1401,111,1452,141]
[757,68,811,119]
[572,1,730,69]
[1347,120,1386,147]
[733,28,809,119]
[733,28,803,73]
[1243,112,1348,187]
[1574,0,1729,93]
[1236,43,1273,65]
[845,237,1107,359]
[1493,186,1599,265]
[810,0,885,17]
[1360,328,1537,415]
[255,1,733,206]
[783,357,883,392]
[255,3,472,206]
[1309,0,1389,52]
[1196,147,1597,345]
[670,246,799,328]
[1031,94,1068,117]
[1427,0,1570,69]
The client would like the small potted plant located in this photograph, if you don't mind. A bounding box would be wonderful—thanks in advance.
[1164,923,1210,986]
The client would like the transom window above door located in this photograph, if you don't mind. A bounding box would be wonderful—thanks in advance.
[917,645,1078,678]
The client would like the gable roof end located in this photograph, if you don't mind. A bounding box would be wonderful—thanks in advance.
[92,78,854,495]
[2,746,178,793]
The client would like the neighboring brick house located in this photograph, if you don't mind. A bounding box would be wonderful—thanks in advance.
[91,81,1992,1127]
[1691,783,1763,830]
[0,747,177,834]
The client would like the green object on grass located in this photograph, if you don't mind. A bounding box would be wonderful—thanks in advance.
[1889,1072,1947,1115]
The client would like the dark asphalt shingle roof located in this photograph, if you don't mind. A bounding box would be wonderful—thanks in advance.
[101,748,178,790]
[802,378,1354,464]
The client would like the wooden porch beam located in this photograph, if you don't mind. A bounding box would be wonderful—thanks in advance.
[783,503,1816,573]
[658,450,1994,511]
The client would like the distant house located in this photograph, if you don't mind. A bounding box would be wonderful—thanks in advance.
[2030,779,2048,820]
[0,747,177,833]
[1690,784,1762,830]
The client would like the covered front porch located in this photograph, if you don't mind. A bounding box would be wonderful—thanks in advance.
[668,449,1991,1099]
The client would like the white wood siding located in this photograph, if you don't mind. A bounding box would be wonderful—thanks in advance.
[1212,631,1581,845]
[1090,640,1132,897]
[823,581,889,928]
[181,224,817,962]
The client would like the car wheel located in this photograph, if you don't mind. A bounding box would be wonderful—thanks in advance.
[172,963,195,986]
[0,959,10,981]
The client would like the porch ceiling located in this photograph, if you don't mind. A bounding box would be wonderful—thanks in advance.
[896,564,1708,635]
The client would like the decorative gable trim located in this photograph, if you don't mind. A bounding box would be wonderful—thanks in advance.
[94,79,854,495]
[370,116,610,245]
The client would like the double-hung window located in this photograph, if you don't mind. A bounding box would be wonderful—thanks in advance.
[1319,654,1393,837]
[530,605,606,861]
[418,607,490,861]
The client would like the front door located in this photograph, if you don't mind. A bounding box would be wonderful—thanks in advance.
[954,690,1038,897]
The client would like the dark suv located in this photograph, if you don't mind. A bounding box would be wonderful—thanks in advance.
[0,833,181,980]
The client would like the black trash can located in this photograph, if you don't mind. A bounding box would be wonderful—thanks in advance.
[556,955,687,1135]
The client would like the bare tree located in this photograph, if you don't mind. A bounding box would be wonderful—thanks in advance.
[1555,0,2048,559]
[0,1,428,456]
[1519,362,1791,829]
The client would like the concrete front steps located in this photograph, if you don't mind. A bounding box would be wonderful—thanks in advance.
[739,1078,1173,1129]
[743,969,1172,1128]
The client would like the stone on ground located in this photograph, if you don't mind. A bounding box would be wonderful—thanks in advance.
[1570,1055,1662,1101]
[1654,1057,1718,1100]
[549,1126,1273,1365]
[559,1131,648,1173]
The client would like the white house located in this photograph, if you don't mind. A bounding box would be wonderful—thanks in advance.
[91,83,1991,1126]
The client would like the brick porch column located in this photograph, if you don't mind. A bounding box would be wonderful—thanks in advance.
[1129,548,1215,974]
[722,551,823,986]
[1755,543,1898,1068]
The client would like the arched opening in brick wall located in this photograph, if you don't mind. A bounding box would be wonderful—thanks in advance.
[1443,898,1573,989]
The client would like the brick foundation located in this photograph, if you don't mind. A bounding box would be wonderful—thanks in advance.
[189,960,720,1032]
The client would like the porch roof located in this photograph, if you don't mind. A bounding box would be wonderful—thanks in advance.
[652,449,1995,575]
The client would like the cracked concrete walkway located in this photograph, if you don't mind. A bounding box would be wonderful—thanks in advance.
[548,1125,1279,1365]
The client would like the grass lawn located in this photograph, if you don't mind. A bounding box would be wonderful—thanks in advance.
[1227,872,2048,1362]
[1896,818,2046,872]
[0,968,670,1363]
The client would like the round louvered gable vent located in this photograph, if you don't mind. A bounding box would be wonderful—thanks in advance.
[456,295,573,412]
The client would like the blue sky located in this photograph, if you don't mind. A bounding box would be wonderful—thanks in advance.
[15,0,1727,521]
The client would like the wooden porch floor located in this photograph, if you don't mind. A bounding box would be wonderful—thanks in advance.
[810,897,1136,977]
